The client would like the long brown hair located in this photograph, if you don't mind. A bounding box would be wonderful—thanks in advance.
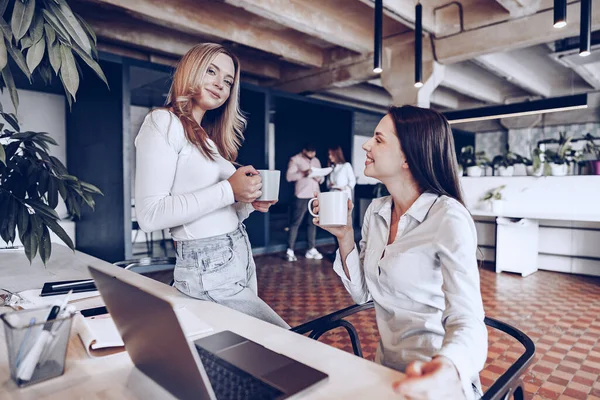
[328,146,346,167]
[163,43,246,162]
[387,105,465,206]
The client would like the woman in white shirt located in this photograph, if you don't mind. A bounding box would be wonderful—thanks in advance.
[327,146,356,200]
[135,43,288,328]
[312,106,487,399]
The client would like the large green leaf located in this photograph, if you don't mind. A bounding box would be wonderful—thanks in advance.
[48,38,61,74]
[0,141,5,165]
[0,16,12,41]
[0,0,9,16]
[30,11,44,43]
[80,181,103,195]
[17,203,29,241]
[44,216,74,250]
[44,23,55,45]
[39,225,51,264]
[26,36,45,72]
[47,176,58,208]
[74,13,96,46]
[0,34,6,72]
[20,33,33,49]
[51,0,91,54]
[59,43,78,99]
[11,0,36,41]
[42,9,69,44]
[71,42,108,87]
[1,112,20,130]
[22,229,39,263]
[24,198,60,219]
[6,196,17,243]
[2,64,19,110]
[5,37,31,79]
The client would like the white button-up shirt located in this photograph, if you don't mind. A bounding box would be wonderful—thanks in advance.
[333,192,487,399]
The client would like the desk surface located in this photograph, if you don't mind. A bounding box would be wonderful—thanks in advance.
[0,246,403,399]
[469,209,600,223]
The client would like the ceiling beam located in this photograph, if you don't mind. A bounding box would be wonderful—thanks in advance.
[441,64,507,104]
[221,0,372,53]
[355,0,435,32]
[85,14,281,80]
[435,1,600,64]
[495,0,541,17]
[474,52,551,97]
[78,0,324,67]
[324,84,391,108]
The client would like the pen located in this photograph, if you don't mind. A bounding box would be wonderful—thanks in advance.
[16,305,62,382]
[51,280,95,290]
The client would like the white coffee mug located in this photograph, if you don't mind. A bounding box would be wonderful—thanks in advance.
[308,192,348,227]
[257,170,280,201]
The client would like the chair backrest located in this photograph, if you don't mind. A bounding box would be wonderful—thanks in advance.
[291,301,535,400]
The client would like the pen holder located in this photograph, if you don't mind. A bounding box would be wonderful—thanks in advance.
[1,305,74,387]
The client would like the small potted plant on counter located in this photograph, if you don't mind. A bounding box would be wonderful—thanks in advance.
[523,148,543,177]
[491,151,523,177]
[459,146,489,177]
[481,185,506,213]
[583,133,600,175]
[544,134,573,176]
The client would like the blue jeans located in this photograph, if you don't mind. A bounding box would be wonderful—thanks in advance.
[173,224,289,328]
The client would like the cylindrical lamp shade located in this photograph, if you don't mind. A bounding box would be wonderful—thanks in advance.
[373,0,383,73]
[414,3,423,88]
[580,0,591,56]
[554,0,567,28]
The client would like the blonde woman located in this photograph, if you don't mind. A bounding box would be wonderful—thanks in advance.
[135,43,288,328]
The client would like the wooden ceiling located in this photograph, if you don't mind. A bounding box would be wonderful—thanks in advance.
[71,0,600,120]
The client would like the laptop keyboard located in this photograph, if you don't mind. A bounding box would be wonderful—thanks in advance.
[196,345,284,400]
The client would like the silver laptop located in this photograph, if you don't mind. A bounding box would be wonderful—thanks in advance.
[88,265,328,400]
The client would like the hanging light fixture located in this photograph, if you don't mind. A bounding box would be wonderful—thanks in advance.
[580,0,591,56]
[554,0,567,28]
[373,0,383,73]
[414,2,423,88]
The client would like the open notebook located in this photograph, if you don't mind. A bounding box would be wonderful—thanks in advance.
[75,305,213,357]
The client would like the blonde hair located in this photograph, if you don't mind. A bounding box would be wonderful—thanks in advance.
[165,43,246,162]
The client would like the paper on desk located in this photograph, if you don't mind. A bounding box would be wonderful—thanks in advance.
[75,305,213,357]
[17,289,101,309]
[308,167,332,179]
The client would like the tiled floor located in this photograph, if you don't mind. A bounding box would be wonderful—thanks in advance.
[254,246,600,400]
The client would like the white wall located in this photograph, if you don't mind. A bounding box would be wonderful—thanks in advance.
[352,135,379,185]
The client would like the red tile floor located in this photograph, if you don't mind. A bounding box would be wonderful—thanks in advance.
[255,246,600,400]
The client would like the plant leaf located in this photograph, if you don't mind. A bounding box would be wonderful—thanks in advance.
[0,0,9,16]
[80,181,103,195]
[1,112,20,130]
[42,9,70,44]
[47,176,58,208]
[30,10,44,43]
[5,37,31,79]
[11,0,36,41]
[0,16,12,41]
[39,225,51,264]
[2,64,19,110]
[44,216,74,250]
[6,196,17,243]
[48,38,61,74]
[71,42,108,87]
[26,36,45,72]
[47,0,91,54]
[0,33,5,71]
[74,12,96,46]
[17,203,29,241]
[24,198,60,219]
[44,22,55,45]
[20,33,33,49]
[59,43,78,99]
[22,229,39,263]
[0,141,5,165]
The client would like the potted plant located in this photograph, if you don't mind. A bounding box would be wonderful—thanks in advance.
[544,134,573,176]
[523,148,543,177]
[459,146,489,177]
[0,0,107,263]
[491,152,523,177]
[582,133,600,175]
[481,185,506,213]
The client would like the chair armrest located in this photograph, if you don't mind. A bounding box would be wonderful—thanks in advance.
[291,301,374,335]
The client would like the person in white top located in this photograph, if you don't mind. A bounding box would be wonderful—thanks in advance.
[135,43,287,328]
[311,106,487,399]
[327,146,356,200]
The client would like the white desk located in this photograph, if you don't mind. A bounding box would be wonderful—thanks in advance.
[0,245,403,399]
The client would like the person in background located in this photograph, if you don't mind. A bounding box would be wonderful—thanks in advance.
[135,43,288,328]
[327,146,356,200]
[312,106,487,399]
[285,144,325,262]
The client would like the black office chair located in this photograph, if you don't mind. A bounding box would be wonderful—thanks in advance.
[291,301,535,400]
[114,257,176,286]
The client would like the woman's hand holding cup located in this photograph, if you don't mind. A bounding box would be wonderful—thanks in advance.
[228,165,262,203]
[309,191,353,240]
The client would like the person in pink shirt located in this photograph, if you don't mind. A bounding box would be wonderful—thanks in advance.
[285,144,325,261]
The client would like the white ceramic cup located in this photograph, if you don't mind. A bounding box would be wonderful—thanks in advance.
[257,170,280,201]
[308,192,348,227]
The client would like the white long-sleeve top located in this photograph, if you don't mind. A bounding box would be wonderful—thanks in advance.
[134,110,253,240]
[327,162,356,198]
[333,192,487,399]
